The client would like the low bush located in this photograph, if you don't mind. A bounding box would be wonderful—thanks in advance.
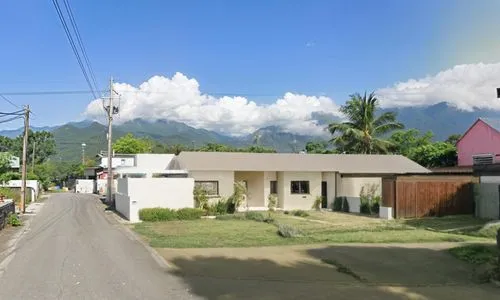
[216,214,246,221]
[7,213,22,227]
[277,223,302,238]
[267,194,278,211]
[312,196,322,211]
[333,197,343,212]
[360,202,371,214]
[284,210,290,215]
[342,197,350,213]
[139,208,177,222]
[292,209,309,217]
[176,208,204,220]
[245,211,266,222]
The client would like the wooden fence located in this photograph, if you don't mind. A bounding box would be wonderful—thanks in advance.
[382,176,474,218]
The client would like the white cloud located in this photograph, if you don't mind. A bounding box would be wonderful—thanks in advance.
[376,62,500,111]
[84,72,341,136]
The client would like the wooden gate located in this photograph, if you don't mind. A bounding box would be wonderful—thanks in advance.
[395,180,474,218]
[381,176,475,218]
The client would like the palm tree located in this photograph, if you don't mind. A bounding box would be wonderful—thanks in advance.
[328,92,403,154]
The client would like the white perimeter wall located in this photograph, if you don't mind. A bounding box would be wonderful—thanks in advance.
[75,179,94,193]
[115,178,194,222]
[5,180,39,200]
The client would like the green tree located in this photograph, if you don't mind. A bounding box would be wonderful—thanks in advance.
[12,130,56,164]
[409,142,457,168]
[445,134,462,145]
[0,152,12,173]
[113,133,152,154]
[304,141,333,154]
[328,92,404,154]
[389,129,433,156]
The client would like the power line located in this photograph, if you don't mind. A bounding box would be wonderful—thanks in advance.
[0,115,23,124]
[0,94,21,108]
[0,109,24,116]
[61,0,100,93]
[51,0,98,99]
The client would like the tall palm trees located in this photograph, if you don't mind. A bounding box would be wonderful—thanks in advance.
[328,92,403,154]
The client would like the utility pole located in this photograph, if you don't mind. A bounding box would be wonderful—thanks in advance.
[20,105,30,213]
[105,77,119,204]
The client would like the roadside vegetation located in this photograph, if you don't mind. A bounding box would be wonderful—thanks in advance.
[134,211,494,248]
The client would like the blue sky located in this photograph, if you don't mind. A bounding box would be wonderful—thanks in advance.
[2,0,500,133]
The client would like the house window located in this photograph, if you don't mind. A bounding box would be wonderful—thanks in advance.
[291,181,310,194]
[195,181,219,196]
[270,181,277,194]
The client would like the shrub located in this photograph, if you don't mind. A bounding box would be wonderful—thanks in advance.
[360,202,371,214]
[333,197,343,212]
[226,181,247,212]
[341,197,350,213]
[312,196,322,211]
[193,185,209,210]
[284,210,290,215]
[139,208,177,222]
[277,224,302,238]
[292,210,309,217]
[7,213,22,227]
[216,214,246,220]
[267,194,278,211]
[214,199,229,215]
[176,208,204,220]
[245,211,266,222]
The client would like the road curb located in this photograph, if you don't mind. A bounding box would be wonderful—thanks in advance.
[98,200,172,270]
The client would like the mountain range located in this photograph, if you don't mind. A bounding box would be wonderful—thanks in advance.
[1,102,499,161]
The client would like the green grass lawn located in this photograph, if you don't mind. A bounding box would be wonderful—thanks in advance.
[134,212,492,248]
[449,244,499,265]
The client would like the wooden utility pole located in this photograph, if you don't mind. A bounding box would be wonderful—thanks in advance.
[106,77,118,204]
[20,105,30,213]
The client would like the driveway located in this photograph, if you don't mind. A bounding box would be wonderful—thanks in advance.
[0,193,199,300]
[159,244,499,299]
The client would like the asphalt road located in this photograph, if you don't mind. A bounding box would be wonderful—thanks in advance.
[0,193,199,300]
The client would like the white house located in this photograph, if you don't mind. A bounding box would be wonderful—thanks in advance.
[167,152,430,211]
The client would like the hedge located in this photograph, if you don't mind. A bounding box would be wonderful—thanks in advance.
[138,207,204,222]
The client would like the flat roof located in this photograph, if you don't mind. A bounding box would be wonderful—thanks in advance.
[169,152,430,174]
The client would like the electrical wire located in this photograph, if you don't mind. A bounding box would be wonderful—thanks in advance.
[0,109,24,116]
[51,0,98,99]
[0,94,21,108]
[61,0,100,94]
[0,115,23,124]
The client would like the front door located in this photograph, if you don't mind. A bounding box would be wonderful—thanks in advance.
[321,181,328,208]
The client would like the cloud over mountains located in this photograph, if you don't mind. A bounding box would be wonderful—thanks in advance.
[85,62,500,136]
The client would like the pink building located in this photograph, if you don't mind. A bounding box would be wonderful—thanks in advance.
[457,118,500,166]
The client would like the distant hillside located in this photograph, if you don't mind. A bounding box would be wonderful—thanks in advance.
[1,101,496,161]
[383,102,499,140]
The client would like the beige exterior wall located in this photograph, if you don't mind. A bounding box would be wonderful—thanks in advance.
[189,170,235,199]
[339,177,382,197]
[263,171,277,207]
[235,171,266,208]
[321,172,337,208]
[281,172,322,210]
[277,172,286,209]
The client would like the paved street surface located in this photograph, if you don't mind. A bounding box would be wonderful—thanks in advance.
[0,193,198,300]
